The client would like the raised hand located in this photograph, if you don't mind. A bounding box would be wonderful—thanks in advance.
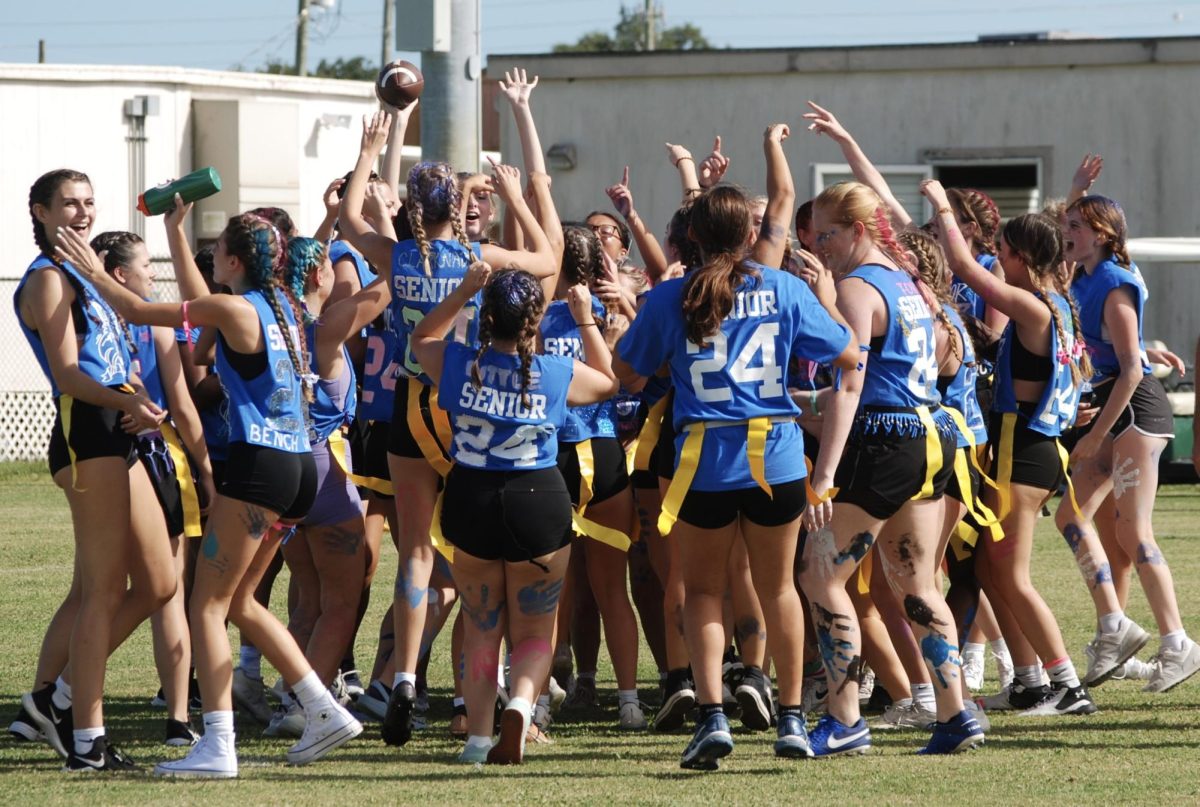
[567,283,595,324]
[463,260,492,294]
[920,178,950,209]
[803,101,851,142]
[764,123,791,145]
[665,142,693,168]
[322,178,346,218]
[487,157,523,202]
[53,225,105,279]
[605,166,635,219]
[364,181,394,222]
[164,192,193,231]
[1071,153,1104,196]
[360,110,393,156]
[498,68,539,108]
[796,248,837,309]
[698,136,730,188]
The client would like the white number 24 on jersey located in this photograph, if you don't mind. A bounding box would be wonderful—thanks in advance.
[687,324,784,403]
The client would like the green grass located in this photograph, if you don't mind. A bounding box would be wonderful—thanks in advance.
[2,469,1200,805]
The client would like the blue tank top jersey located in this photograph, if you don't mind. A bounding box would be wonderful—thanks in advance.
[540,297,617,443]
[1071,258,1151,381]
[851,264,941,408]
[14,255,130,396]
[619,265,852,491]
[949,254,995,323]
[941,307,987,447]
[329,239,377,290]
[358,319,400,422]
[992,291,1081,437]
[129,322,167,411]
[388,238,483,387]
[305,321,357,444]
[215,289,311,454]
[437,341,575,471]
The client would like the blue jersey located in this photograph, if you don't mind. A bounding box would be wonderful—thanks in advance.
[14,256,130,396]
[540,297,617,443]
[305,322,357,444]
[992,291,1080,437]
[950,254,995,323]
[437,341,574,471]
[851,264,941,409]
[129,322,167,411]
[329,239,376,290]
[215,289,311,454]
[619,265,851,490]
[359,322,400,422]
[1072,258,1150,381]
[940,307,987,447]
[388,239,482,386]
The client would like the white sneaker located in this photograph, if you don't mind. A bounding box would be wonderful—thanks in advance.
[154,731,238,779]
[1143,640,1200,693]
[873,699,936,730]
[329,673,352,707]
[1084,620,1151,686]
[858,668,875,704]
[802,671,829,715]
[548,677,567,713]
[1112,656,1155,681]
[963,698,991,732]
[232,668,274,725]
[618,700,648,730]
[962,651,985,692]
[341,670,365,699]
[265,701,305,738]
[287,701,362,765]
[993,648,1014,690]
[976,684,1015,712]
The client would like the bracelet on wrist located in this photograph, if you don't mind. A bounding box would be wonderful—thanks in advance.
[575,320,598,328]
[673,156,694,168]
[937,206,954,216]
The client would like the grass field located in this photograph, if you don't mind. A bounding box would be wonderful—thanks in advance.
[2,461,1199,805]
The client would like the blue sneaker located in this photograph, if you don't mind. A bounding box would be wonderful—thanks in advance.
[917,709,985,755]
[773,712,813,758]
[809,714,871,758]
[679,712,734,770]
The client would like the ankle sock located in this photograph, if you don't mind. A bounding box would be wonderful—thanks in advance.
[699,703,723,718]
[506,696,532,724]
[73,726,104,755]
[1161,630,1188,653]
[1098,611,1126,635]
[392,671,417,689]
[202,710,235,737]
[53,676,73,709]
[990,638,1010,656]
[465,734,492,751]
[453,696,465,709]
[618,689,638,706]
[1015,664,1043,688]
[1045,657,1081,689]
[911,682,936,711]
[293,671,333,712]
[962,641,985,658]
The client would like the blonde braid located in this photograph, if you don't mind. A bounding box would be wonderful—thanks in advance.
[448,183,475,257]
[408,201,432,276]
[899,229,961,363]
[1061,282,1094,382]
[470,307,493,390]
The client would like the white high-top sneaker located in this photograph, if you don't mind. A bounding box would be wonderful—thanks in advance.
[287,701,362,765]
[154,731,238,779]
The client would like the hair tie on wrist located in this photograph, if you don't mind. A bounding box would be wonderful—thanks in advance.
[181,301,194,353]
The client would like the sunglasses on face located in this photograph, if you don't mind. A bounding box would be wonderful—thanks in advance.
[590,224,620,240]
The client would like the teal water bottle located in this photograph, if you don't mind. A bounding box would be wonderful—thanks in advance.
[138,167,222,216]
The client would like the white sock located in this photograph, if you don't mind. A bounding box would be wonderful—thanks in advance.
[506,696,532,723]
[202,710,235,737]
[53,676,73,709]
[453,696,465,709]
[393,671,417,689]
[292,671,333,712]
[911,682,935,711]
[1015,665,1042,688]
[1046,658,1081,689]
[1098,611,1126,635]
[962,642,985,658]
[618,689,639,706]
[1161,630,1188,653]
[990,638,1010,656]
[465,734,492,751]
[73,726,104,755]
[239,646,263,679]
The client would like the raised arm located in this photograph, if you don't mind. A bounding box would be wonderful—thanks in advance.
[606,166,669,282]
[381,99,419,199]
[479,161,557,278]
[527,171,563,264]
[921,179,1048,329]
[411,261,491,383]
[697,136,731,190]
[565,284,619,405]
[313,177,344,244]
[665,142,701,204]
[164,198,212,301]
[1067,153,1103,206]
[339,111,398,272]
[805,101,912,229]
[751,123,796,269]
[499,69,546,176]
[317,275,392,375]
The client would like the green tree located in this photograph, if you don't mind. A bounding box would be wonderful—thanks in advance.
[554,4,710,52]
[249,56,377,80]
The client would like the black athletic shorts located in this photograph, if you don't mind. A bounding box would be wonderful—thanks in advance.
[47,391,137,476]
[677,478,807,530]
[387,376,452,462]
[944,447,982,508]
[361,418,394,500]
[211,458,227,490]
[135,431,185,536]
[988,409,1064,492]
[834,422,956,521]
[220,441,318,521]
[557,437,630,507]
[1084,374,1175,440]
[440,465,573,563]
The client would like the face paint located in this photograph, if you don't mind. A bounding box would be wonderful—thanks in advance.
[516,578,564,616]
[511,637,552,669]
[396,559,432,611]
[461,582,504,630]
[1062,523,1085,554]
[812,601,856,682]
[1112,455,1141,499]
[1135,543,1166,566]
[920,632,959,688]
[834,531,874,566]
[735,617,766,645]
[468,647,500,682]
[808,526,838,579]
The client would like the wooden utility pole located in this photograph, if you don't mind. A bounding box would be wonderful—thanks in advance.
[644,0,657,51]
[295,0,310,76]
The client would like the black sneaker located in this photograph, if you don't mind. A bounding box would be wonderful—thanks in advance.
[65,735,137,773]
[734,666,774,731]
[653,672,696,732]
[380,680,415,747]
[864,683,893,715]
[165,718,200,747]
[188,677,203,711]
[1008,682,1053,710]
[1018,684,1098,716]
[21,684,73,758]
[9,704,41,741]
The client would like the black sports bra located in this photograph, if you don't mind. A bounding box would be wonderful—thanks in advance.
[1010,330,1051,383]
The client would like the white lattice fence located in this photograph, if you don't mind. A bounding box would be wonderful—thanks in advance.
[0,391,55,462]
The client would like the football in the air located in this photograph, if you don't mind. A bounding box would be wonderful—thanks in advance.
[376,59,424,109]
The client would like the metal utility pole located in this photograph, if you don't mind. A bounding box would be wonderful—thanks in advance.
[644,0,657,51]
[381,0,394,70]
[420,0,481,170]
[295,0,310,77]
[37,39,45,63]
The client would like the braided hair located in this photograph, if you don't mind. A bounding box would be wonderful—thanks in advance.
[1002,214,1093,385]
[91,230,148,352]
[1066,195,1132,269]
[406,161,473,276]
[471,269,544,407]
[946,188,1001,257]
[222,213,313,402]
[284,236,328,324]
[561,224,605,288]
[897,229,963,363]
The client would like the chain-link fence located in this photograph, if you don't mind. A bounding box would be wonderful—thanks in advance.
[1,259,180,461]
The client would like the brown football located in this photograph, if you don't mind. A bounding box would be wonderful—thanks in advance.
[376,59,424,109]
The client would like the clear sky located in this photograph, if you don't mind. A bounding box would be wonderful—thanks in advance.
[1,0,1198,72]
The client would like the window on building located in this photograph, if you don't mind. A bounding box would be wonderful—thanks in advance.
[811,163,932,224]
[927,158,1044,220]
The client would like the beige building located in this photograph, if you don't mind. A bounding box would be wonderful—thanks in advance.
[489,36,1200,355]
